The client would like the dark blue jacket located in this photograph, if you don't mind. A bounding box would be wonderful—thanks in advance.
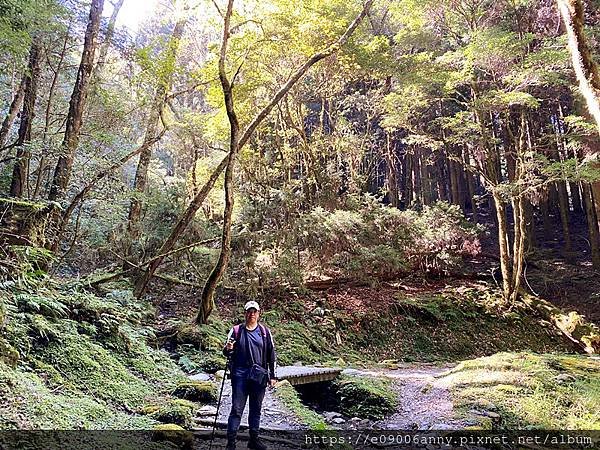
[223,323,277,380]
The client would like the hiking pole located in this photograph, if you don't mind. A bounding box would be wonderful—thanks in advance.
[209,351,231,450]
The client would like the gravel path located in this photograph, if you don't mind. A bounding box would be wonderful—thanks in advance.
[342,364,470,430]
[208,378,306,430]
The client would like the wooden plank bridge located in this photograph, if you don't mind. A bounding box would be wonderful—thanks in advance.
[276,366,341,385]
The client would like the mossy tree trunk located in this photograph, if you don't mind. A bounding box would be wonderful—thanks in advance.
[9,41,42,198]
[49,0,104,201]
[92,0,124,82]
[0,198,60,248]
[0,73,26,148]
[557,0,600,134]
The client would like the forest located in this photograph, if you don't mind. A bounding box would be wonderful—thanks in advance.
[0,0,599,447]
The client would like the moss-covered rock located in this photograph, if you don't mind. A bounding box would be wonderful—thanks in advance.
[522,295,600,353]
[152,424,194,449]
[274,380,328,430]
[332,375,396,420]
[150,399,196,428]
[177,321,228,351]
[176,324,205,349]
[172,380,216,403]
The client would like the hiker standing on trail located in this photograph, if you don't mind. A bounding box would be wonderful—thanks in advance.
[223,301,277,450]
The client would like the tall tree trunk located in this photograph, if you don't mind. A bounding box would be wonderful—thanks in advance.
[510,194,527,304]
[524,199,536,251]
[421,148,432,205]
[493,193,512,299]
[92,0,125,81]
[449,157,460,206]
[48,0,105,200]
[582,183,600,268]
[33,27,71,200]
[552,105,573,253]
[402,151,412,207]
[557,180,573,253]
[557,0,600,134]
[464,147,478,222]
[0,75,26,148]
[540,195,552,237]
[385,132,399,207]
[125,15,187,261]
[196,0,375,323]
[436,155,448,202]
[570,181,583,214]
[413,148,422,205]
[9,42,42,198]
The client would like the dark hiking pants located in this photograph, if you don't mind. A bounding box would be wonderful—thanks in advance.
[227,374,266,440]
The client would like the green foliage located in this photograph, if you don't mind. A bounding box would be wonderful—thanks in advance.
[13,293,68,318]
[0,0,62,64]
[0,279,188,430]
[332,375,396,420]
[177,346,226,374]
[235,196,480,286]
[0,361,156,429]
[177,318,230,351]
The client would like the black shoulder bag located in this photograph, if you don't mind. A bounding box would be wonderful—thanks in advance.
[245,326,269,388]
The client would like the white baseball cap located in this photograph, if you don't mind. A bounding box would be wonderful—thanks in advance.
[244,301,260,311]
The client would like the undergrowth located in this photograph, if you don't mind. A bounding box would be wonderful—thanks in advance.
[173,282,576,379]
[0,277,189,430]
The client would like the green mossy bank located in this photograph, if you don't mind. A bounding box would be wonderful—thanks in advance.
[0,281,192,430]
[438,352,600,429]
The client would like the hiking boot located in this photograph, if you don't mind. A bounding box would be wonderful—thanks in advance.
[247,433,267,450]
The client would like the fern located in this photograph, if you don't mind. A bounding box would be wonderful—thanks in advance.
[14,293,69,318]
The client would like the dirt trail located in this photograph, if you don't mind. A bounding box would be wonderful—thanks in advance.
[343,365,471,430]
[210,378,305,430]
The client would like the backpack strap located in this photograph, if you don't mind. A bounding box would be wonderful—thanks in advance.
[233,324,241,341]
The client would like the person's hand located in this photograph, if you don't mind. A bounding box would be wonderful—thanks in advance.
[268,379,277,388]
[225,339,235,351]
